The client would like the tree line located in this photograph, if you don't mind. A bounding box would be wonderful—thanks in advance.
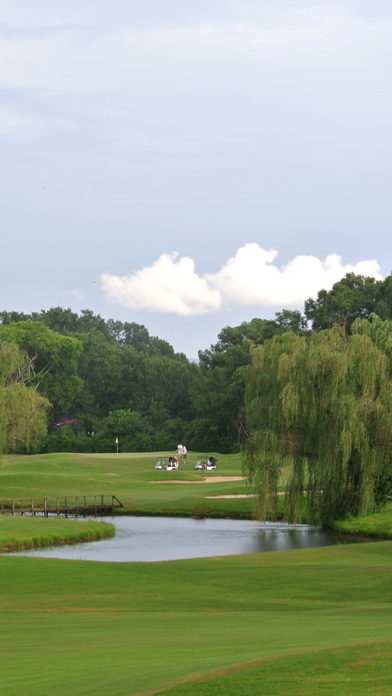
[1,270,392,466]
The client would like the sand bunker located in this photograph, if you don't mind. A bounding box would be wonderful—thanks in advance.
[204,494,256,498]
[202,476,245,483]
[205,491,285,498]
[150,476,245,484]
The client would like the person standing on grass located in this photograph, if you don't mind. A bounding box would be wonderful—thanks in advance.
[177,443,183,458]
[182,444,188,463]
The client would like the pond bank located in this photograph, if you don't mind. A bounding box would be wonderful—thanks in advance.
[332,503,392,539]
[0,516,115,552]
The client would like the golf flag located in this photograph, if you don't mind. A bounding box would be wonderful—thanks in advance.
[115,437,118,444]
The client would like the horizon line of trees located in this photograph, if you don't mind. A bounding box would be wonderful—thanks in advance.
[1,270,392,459]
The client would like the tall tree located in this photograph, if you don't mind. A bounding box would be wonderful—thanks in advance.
[193,316,305,453]
[0,342,49,455]
[304,273,384,331]
[243,319,392,525]
[0,321,83,420]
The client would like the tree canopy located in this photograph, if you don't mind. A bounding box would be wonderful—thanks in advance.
[3,273,392,461]
[304,273,392,331]
[243,317,392,525]
[0,321,83,421]
[0,342,50,455]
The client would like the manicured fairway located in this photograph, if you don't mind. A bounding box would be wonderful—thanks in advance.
[159,642,392,695]
[1,540,392,695]
[0,451,256,518]
[2,452,392,694]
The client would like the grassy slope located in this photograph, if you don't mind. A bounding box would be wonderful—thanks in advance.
[2,452,392,694]
[1,540,392,695]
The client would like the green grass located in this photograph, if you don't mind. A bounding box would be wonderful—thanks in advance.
[0,451,256,518]
[0,516,114,551]
[333,502,392,538]
[2,541,392,694]
[158,642,392,695]
[2,452,392,694]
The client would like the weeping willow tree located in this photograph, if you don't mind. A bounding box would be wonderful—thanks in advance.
[0,342,50,457]
[243,317,392,525]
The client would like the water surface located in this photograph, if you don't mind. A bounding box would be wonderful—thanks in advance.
[10,515,359,562]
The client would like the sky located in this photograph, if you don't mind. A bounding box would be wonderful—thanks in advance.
[1,0,391,357]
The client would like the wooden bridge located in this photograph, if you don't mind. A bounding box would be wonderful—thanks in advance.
[0,495,123,517]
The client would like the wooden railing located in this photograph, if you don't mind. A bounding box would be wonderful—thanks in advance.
[0,495,123,517]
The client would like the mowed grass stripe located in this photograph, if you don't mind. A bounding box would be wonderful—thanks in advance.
[157,641,392,696]
[1,611,392,696]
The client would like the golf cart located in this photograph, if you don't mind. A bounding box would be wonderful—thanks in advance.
[163,456,178,471]
[206,456,217,471]
[194,456,217,471]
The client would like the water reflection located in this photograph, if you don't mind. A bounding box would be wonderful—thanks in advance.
[9,516,359,563]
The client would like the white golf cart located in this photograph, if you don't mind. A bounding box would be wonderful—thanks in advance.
[194,456,217,471]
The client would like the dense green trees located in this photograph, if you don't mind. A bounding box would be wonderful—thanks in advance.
[0,309,198,453]
[2,270,392,465]
[0,321,83,421]
[305,273,392,331]
[192,316,308,452]
[244,317,392,524]
[0,307,314,454]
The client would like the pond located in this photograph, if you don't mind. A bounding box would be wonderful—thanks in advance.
[10,515,360,562]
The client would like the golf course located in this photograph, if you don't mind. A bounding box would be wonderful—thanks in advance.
[1,451,392,695]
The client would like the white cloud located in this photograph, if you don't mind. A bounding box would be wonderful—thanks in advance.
[101,253,221,316]
[100,244,382,316]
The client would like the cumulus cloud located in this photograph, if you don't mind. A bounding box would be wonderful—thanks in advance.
[101,253,221,316]
[100,244,382,316]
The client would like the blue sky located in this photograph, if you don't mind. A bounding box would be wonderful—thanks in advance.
[1,1,391,356]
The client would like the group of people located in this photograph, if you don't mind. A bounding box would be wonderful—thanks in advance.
[165,445,188,470]
[177,443,188,462]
